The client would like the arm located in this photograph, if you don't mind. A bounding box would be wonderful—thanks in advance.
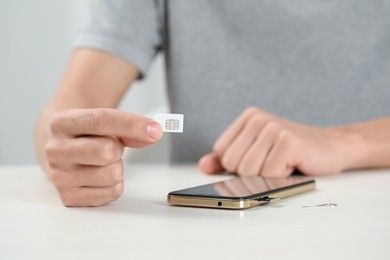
[327,117,390,171]
[198,107,390,176]
[35,49,163,206]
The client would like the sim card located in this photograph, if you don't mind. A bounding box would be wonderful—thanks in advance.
[153,113,184,133]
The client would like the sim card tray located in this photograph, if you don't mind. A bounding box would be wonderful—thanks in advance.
[258,196,280,202]
[250,196,281,207]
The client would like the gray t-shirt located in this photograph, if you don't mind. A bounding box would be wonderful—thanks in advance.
[73,0,390,162]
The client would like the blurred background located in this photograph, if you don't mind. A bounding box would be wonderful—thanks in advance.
[0,0,168,165]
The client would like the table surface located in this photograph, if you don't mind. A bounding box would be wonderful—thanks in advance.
[0,164,389,260]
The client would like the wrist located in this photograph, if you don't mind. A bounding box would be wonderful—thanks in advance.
[324,126,366,172]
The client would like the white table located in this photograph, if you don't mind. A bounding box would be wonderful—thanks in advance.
[0,165,389,260]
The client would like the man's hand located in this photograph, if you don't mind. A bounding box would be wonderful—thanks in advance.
[45,108,162,207]
[198,107,355,177]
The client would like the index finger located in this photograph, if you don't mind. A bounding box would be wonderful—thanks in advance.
[213,107,268,156]
[51,108,162,142]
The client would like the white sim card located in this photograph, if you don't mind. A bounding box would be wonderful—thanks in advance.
[153,113,184,133]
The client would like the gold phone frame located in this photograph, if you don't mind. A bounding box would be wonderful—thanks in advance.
[167,179,315,209]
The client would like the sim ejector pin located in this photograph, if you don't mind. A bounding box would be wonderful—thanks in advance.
[302,203,338,208]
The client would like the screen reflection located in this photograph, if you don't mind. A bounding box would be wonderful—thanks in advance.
[213,177,308,197]
[171,176,310,198]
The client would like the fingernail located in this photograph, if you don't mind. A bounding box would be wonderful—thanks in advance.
[147,123,162,140]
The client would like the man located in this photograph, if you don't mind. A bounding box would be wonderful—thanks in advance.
[35,0,390,207]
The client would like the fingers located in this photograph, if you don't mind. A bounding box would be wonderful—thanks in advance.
[47,136,124,167]
[51,160,125,207]
[46,108,160,207]
[261,132,296,177]
[58,182,124,207]
[198,153,224,175]
[210,107,300,177]
[237,122,280,176]
[50,108,163,143]
[50,160,124,188]
[220,115,269,173]
[213,107,266,156]
[46,134,126,207]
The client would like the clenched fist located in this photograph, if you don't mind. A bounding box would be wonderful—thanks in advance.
[45,108,162,207]
[199,107,352,177]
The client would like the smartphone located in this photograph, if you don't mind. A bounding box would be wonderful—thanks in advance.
[167,176,315,209]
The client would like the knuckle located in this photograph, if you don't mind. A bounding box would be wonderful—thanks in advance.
[237,168,245,176]
[101,141,115,162]
[261,171,274,178]
[111,182,124,201]
[49,112,66,134]
[62,198,75,207]
[58,190,75,207]
[87,109,106,130]
[263,121,282,135]
[238,165,256,177]
[49,169,63,187]
[100,139,120,164]
[243,107,260,117]
[124,115,137,131]
[212,142,223,157]
[277,130,294,146]
[247,115,265,130]
[237,167,248,177]
[45,140,61,164]
[221,155,237,173]
[110,161,124,184]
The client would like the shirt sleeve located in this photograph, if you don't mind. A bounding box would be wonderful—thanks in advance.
[72,0,162,78]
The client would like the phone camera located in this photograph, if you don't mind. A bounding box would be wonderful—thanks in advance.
[217,201,222,206]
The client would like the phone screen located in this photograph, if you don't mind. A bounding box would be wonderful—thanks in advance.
[169,176,313,199]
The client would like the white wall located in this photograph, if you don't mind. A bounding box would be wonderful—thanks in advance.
[0,0,168,164]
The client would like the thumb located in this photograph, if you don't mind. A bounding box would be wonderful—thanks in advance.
[198,152,225,175]
[120,122,163,148]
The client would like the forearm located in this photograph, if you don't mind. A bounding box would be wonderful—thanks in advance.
[327,117,390,171]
